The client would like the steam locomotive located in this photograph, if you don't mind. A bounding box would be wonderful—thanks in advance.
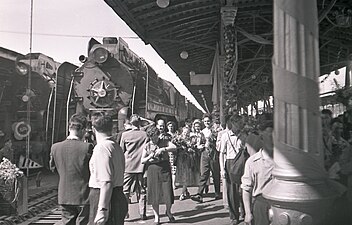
[60,37,203,132]
[0,37,202,168]
[0,48,60,168]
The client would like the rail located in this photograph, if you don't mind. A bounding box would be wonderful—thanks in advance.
[0,188,58,225]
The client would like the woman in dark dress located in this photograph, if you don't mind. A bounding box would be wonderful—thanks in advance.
[141,120,177,225]
[174,126,201,200]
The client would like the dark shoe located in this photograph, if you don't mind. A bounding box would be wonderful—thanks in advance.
[185,190,191,198]
[140,214,148,220]
[191,194,203,203]
[166,212,176,223]
[230,219,238,225]
[214,194,222,200]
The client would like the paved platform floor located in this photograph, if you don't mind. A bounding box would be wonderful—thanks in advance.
[26,171,235,224]
[125,185,235,225]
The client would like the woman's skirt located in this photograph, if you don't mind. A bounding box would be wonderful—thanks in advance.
[175,152,200,186]
[147,161,174,205]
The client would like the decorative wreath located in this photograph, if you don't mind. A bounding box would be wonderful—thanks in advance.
[335,87,352,106]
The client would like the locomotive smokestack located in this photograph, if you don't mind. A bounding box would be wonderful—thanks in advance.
[103,37,118,44]
[79,55,87,63]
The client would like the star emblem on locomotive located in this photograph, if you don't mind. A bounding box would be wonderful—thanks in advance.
[88,77,118,108]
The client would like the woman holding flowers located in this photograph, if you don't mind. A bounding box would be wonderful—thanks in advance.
[174,126,202,200]
[141,120,177,225]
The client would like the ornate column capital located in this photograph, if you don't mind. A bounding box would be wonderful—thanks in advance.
[221,6,237,27]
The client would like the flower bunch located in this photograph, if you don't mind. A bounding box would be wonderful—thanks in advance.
[335,87,352,106]
[172,134,194,152]
[0,157,24,182]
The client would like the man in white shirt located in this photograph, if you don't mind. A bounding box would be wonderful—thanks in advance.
[219,116,245,225]
[241,113,274,225]
[89,112,127,225]
[191,114,221,203]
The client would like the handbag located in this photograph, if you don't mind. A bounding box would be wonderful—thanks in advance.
[225,132,249,184]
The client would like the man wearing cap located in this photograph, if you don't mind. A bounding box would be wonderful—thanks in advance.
[120,114,148,220]
[50,113,93,225]
[241,113,274,225]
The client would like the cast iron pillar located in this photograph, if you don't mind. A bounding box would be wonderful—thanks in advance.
[263,0,342,224]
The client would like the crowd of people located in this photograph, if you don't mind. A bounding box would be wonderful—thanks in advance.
[321,108,352,224]
[49,110,278,225]
[1,100,351,225]
[48,108,352,225]
[6,105,351,225]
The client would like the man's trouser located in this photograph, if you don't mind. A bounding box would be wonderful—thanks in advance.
[89,186,128,225]
[197,151,221,196]
[253,195,270,225]
[123,173,146,216]
[61,204,89,225]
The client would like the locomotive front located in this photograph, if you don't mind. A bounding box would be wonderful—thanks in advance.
[72,37,147,130]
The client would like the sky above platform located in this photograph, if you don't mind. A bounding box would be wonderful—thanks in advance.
[0,0,205,112]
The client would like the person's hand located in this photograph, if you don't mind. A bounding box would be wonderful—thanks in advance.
[148,153,156,161]
[154,147,165,157]
[220,169,226,179]
[188,148,195,153]
[244,212,253,224]
[94,209,109,225]
[159,133,165,139]
[197,144,204,149]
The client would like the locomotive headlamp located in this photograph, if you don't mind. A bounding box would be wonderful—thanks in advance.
[92,47,109,64]
[15,62,29,75]
[79,55,87,63]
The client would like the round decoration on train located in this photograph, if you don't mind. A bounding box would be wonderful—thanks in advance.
[14,122,32,139]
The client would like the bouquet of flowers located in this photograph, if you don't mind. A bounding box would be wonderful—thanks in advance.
[0,158,23,182]
[0,157,23,203]
[335,86,352,106]
[173,134,200,170]
[172,134,197,153]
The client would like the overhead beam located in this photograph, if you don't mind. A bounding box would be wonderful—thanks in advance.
[136,3,218,21]
[104,0,146,38]
[146,15,219,33]
[318,0,337,23]
[238,57,271,64]
[150,38,216,50]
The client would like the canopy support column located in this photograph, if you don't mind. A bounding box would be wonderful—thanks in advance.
[263,0,342,224]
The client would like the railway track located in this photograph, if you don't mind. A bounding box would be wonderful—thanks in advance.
[0,188,58,225]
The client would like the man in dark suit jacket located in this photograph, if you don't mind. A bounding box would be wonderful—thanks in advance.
[50,113,93,225]
[120,114,149,220]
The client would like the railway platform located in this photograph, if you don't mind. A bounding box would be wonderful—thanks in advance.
[2,172,238,225]
[23,183,235,225]
[4,173,237,225]
[124,185,232,225]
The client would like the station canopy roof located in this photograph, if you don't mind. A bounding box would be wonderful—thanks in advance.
[104,0,352,111]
